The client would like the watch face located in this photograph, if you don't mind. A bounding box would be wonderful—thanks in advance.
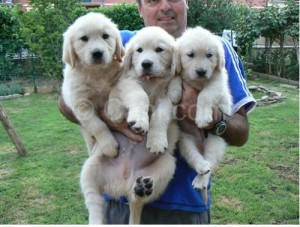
[215,121,227,135]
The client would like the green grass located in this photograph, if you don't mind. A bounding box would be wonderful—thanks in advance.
[211,77,299,224]
[0,77,299,224]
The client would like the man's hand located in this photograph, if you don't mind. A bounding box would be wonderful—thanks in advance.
[177,81,222,130]
[99,108,144,143]
[176,81,249,146]
[58,96,144,143]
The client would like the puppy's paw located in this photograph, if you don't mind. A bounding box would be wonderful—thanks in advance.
[168,89,182,104]
[127,113,149,135]
[192,173,210,190]
[146,132,168,154]
[168,77,182,104]
[134,176,153,197]
[195,107,213,128]
[219,104,231,116]
[196,160,211,176]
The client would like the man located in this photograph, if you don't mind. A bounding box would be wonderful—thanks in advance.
[59,0,256,224]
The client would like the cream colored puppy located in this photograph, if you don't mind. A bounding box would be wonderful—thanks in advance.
[80,26,180,224]
[107,26,181,154]
[62,12,124,157]
[176,26,233,200]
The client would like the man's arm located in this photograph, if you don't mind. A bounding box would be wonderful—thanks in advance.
[57,96,144,143]
[177,81,249,147]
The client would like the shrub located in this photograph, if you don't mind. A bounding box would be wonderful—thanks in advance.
[95,3,144,31]
[0,7,25,82]
[0,82,24,96]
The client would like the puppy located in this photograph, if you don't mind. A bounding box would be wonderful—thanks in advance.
[80,26,180,224]
[176,26,233,202]
[61,12,124,157]
[108,26,181,154]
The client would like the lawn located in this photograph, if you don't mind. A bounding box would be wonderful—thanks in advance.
[0,77,299,224]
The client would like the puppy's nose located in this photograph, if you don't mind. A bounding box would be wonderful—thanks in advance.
[142,60,153,70]
[196,69,207,77]
[92,49,103,60]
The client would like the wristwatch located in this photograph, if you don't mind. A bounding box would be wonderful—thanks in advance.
[211,114,227,136]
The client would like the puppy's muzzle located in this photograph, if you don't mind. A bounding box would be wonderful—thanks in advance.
[196,69,207,78]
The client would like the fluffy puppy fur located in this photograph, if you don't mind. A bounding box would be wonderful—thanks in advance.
[108,26,181,154]
[176,26,233,203]
[80,26,180,224]
[62,12,124,157]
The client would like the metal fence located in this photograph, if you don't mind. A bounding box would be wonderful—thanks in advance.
[0,40,59,96]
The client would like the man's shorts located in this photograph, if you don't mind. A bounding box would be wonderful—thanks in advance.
[104,200,211,224]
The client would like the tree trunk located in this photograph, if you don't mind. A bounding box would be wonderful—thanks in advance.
[0,104,27,156]
[279,34,285,77]
[268,38,273,75]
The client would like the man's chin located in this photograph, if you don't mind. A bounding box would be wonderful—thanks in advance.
[157,22,177,34]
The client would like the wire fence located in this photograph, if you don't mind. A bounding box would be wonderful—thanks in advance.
[0,40,61,96]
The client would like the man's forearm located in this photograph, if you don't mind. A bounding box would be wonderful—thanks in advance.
[221,107,249,147]
[58,95,80,124]
[57,95,143,142]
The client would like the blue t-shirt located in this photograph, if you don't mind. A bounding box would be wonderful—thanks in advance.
[104,29,256,212]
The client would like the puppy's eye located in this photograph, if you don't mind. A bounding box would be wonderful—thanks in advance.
[137,48,143,53]
[102,33,109,39]
[80,36,88,42]
[187,52,194,58]
[207,53,213,58]
[155,47,163,53]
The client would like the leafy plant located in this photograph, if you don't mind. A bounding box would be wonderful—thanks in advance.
[234,0,299,78]
[0,7,25,82]
[16,0,83,80]
[187,0,244,33]
[94,3,143,31]
[0,82,24,96]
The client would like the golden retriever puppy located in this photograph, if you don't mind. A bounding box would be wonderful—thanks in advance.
[107,26,181,154]
[80,26,180,224]
[61,12,124,157]
[176,26,233,202]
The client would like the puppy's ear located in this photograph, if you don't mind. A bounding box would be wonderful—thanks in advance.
[216,42,225,73]
[62,32,77,68]
[171,46,178,76]
[114,35,125,63]
[122,46,133,73]
[174,47,182,75]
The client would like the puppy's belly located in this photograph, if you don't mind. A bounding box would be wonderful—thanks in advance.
[101,132,160,180]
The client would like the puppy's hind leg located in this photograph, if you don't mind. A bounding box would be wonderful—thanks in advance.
[129,201,144,224]
[204,134,227,169]
[80,156,104,224]
[81,129,96,155]
[179,133,211,176]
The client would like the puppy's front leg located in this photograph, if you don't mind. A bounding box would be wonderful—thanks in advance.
[167,76,182,104]
[120,79,150,135]
[146,97,173,154]
[79,112,118,157]
[107,86,127,124]
[195,89,215,128]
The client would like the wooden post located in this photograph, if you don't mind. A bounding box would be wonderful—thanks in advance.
[0,104,27,156]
